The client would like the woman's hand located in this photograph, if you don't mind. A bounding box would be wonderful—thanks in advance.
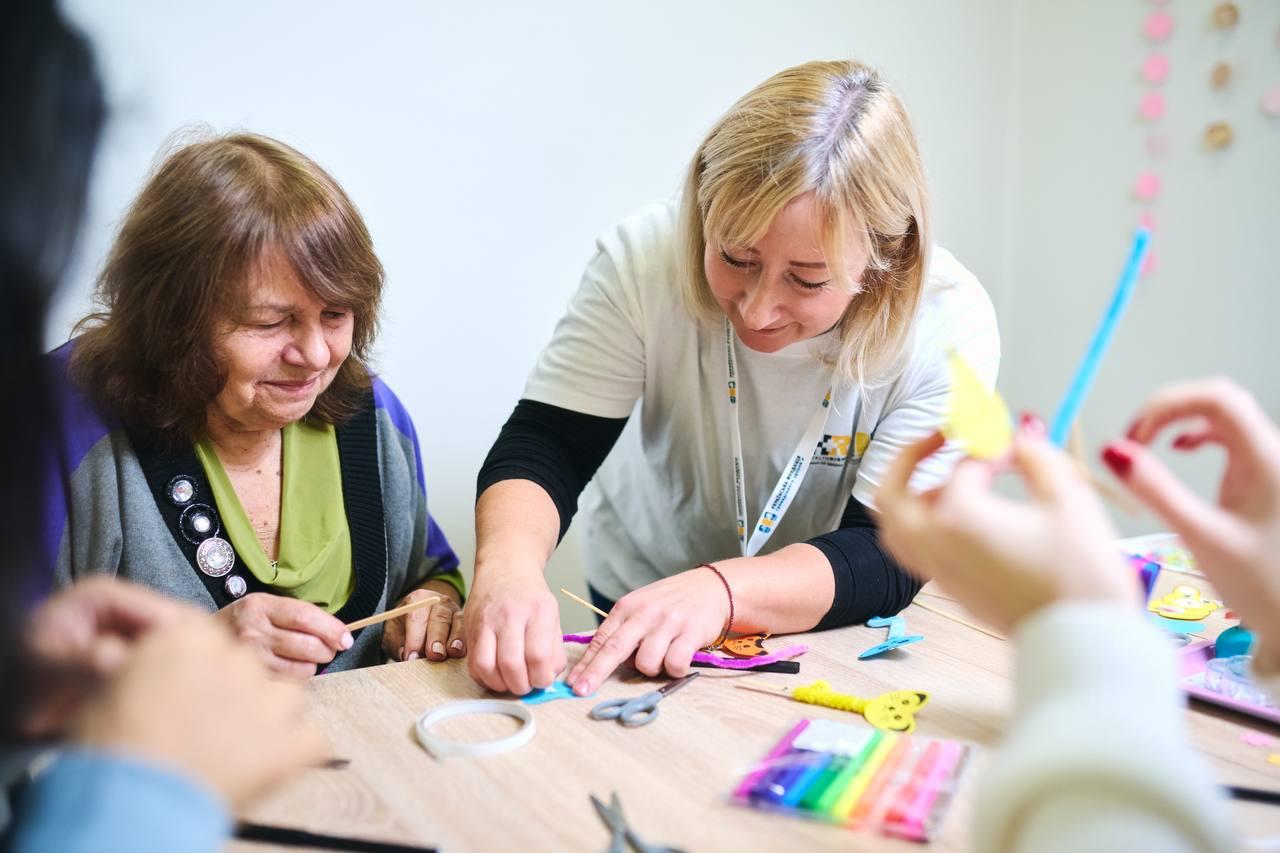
[1104,378,1280,642]
[876,429,1137,636]
[564,566,730,696]
[20,577,193,737]
[73,616,328,808]
[215,593,352,680]
[381,584,465,663]
[465,566,565,696]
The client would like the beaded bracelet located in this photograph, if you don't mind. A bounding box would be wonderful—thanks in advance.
[699,562,735,651]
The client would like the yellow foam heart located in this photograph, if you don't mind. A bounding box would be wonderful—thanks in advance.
[944,349,1012,460]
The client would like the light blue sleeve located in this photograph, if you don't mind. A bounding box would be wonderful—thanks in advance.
[6,749,231,853]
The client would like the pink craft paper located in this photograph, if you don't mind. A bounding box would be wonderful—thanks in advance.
[1242,731,1276,748]
[1144,11,1174,42]
[1139,91,1166,121]
[1141,54,1170,84]
[561,633,808,670]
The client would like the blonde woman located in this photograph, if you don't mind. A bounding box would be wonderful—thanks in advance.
[467,60,1000,696]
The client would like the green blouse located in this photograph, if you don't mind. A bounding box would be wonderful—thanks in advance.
[195,420,355,613]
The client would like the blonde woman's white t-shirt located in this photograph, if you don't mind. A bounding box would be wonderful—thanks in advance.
[524,200,1001,601]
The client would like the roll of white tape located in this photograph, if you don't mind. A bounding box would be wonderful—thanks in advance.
[414,700,536,759]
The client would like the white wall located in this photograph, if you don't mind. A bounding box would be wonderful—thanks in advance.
[58,1,1019,630]
[60,2,1276,623]
[1000,0,1280,534]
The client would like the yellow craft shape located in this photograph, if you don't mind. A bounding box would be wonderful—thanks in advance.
[944,349,1012,460]
[863,690,930,734]
[1148,584,1222,621]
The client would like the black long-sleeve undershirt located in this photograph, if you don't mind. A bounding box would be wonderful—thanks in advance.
[476,399,921,629]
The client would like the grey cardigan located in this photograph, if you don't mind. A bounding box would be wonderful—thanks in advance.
[40,343,462,672]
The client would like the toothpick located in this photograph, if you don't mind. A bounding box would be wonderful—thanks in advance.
[734,679,791,698]
[345,595,443,631]
[559,587,609,619]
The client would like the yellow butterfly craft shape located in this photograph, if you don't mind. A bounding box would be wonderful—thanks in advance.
[944,349,1012,460]
[1148,584,1222,621]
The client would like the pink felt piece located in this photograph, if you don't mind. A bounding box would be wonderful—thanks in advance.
[1144,11,1174,42]
[561,633,808,669]
[1242,731,1276,747]
[1142,54,1170,84]
[1139,91,1166,121]
[1134,171,1162,202]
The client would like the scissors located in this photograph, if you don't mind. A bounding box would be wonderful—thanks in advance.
[589,672,699,727]
[590,792,684,853]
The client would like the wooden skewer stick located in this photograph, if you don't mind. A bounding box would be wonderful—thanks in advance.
[559,587,609,620]
[1069,422,1142,516]
[344,595,443,631]
[733,679,790,698]
[911,598,1006,641]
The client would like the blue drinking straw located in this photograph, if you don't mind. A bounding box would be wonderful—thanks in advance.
[1049,228,1152,446]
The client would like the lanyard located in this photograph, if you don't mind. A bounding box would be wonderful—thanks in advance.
[725,317,834,558]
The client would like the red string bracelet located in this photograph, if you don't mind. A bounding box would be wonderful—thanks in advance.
[698,562,734,650]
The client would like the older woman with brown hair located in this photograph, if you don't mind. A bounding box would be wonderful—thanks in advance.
[42,131,464,677]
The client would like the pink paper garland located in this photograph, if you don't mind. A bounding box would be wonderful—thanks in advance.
[561,633,808,670]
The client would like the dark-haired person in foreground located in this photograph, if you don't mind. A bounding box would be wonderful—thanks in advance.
[3,1,325,850]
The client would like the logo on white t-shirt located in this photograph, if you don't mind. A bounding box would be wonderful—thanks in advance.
[811,432,869,467]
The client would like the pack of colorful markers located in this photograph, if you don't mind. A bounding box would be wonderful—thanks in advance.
[732,718,973,843]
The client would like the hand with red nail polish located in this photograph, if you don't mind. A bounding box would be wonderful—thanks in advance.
[1108,378,1280,658]
[876,431,1135,635]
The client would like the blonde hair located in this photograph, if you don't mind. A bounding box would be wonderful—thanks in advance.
[679,59,930,388]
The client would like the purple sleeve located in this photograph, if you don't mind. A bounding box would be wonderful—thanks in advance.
[31,342,114,603]
[372,377,459,573]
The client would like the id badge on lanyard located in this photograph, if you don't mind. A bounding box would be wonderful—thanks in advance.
[725,317,835,558]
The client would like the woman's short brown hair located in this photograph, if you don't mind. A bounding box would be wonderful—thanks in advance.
[71,130,383,437]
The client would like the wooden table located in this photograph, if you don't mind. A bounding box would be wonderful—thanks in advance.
[233,577,1280,852]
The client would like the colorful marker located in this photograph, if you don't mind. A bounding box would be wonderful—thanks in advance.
[831,731,900,819]
[814,730,884,815]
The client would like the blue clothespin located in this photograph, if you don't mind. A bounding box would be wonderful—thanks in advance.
[858,615,924,660]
